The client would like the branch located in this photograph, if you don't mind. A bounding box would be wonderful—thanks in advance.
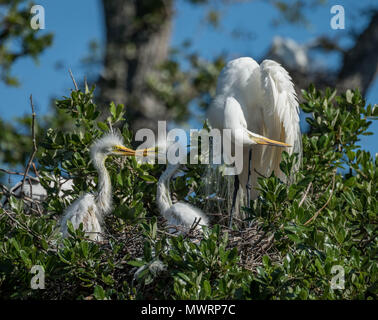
[69,68,79,91]
[298,182,312,208]
[2,208,50,253]
[303,172,336,226]
[0,168,39,182]
[21,95,37,198]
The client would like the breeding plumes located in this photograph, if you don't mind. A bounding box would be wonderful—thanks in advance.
[59,133,139,241]
[157,161,209,233]
[207,57,302,226]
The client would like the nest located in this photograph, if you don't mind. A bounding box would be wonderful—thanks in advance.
[224,223,280,271]
[147,214,281,273]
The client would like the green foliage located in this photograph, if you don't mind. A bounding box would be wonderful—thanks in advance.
[0,85,377,300]
[132,223,251,299]
[0,102,73,182]
[246,87,377,299]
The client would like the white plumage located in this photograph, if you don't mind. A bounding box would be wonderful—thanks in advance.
[8,178,74,202]
[60,193,102,241]
[157,162,209,233]
[59,132,138,241]
[207,57,302,202]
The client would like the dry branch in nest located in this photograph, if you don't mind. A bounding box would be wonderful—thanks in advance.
[224,221,280,272]
[151,214,281,273]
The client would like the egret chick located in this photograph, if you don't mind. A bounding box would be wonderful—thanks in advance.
[148,142,209,233]
[157,162,209,233]
[59,132,138,241]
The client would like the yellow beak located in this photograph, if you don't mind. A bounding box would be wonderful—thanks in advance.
[248,132,291,147]
[115,145,158,156]
[135,146,159,157]
[114,145,139,156]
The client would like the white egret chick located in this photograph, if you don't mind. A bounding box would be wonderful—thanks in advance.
[143,141,209,233]
[59,132,139,241]
[157,161,209,233]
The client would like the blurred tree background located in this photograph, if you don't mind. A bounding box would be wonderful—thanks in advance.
[0,0,377,176]
[96,0,378,132]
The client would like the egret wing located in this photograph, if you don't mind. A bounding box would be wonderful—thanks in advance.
[259,59,302,179]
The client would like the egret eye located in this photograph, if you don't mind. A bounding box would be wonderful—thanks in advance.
[102,146,113,154]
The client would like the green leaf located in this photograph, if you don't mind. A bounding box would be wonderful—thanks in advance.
[202,280,211,297]
[177,272,193,284]
[346,90,353,103]
[97,121,108,131]
[110,102,116,119]
[81,241,89,258]
[19,250,32,268]
[127,260,145,267]
[93,285,106,300]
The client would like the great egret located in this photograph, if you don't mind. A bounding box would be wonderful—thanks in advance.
[140,139,209,233]
[59,132,139,241]
[7,178,74,202]
[207,57,302,227]
[157,161,209,233]
[1,178,74,212]
[131,145,209,283]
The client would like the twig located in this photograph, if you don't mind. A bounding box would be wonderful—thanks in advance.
[2,208,53,253]
[32,162,40,180]
[299,182,312,208]
[0,168,39,182]
[3,208,42,239]
[1,181,44,208]
[157,229,179,238]
[303,172,336,226]
[189,217,201,234]
[0,184,9,203]
[21,95,37,198]
[254,169,267,178]
[69,69,79,91]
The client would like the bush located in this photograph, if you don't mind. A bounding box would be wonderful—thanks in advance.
[0,85,376,299]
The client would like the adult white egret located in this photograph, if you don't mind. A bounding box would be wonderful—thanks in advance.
[59,132,139,241]
[207,57,302,227]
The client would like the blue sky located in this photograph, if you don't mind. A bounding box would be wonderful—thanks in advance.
[0,0,376,155]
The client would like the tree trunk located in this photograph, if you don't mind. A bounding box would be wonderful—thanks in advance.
[97,0,173,133]
[336,12,378,96]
